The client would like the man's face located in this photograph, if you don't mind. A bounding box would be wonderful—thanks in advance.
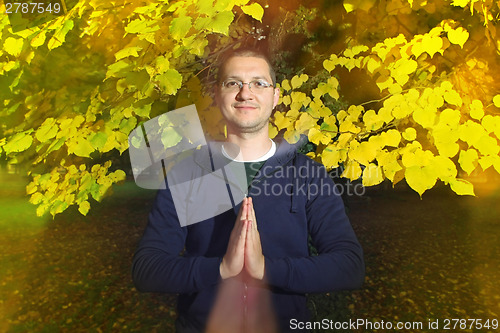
[215,56,280,135]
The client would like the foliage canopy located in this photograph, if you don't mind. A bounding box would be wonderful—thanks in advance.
[1,0,499,216]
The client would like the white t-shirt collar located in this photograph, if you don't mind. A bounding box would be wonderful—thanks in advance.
[221,139,276,162]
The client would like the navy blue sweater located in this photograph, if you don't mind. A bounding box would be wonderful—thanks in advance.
[132,139,364,332]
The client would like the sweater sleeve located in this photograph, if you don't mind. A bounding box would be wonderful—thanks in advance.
[264,163,365,293]
[131,188,222,294]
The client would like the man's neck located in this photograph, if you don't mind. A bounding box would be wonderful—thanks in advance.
[224,131,272,162]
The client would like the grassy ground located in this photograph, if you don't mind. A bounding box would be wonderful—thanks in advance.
[1,171,499,332]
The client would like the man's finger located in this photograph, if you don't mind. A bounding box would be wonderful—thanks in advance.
[248,197,257,230]
[236,197,248,223]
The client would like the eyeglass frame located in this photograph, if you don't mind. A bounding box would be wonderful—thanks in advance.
[220,79,275,93]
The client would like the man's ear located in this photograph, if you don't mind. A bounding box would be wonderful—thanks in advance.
[273,87,280,109]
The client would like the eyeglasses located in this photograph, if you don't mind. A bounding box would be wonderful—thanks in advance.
[220,79,274,92]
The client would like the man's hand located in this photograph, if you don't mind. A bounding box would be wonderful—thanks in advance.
[220,197,265,280]
[220,197,249,279]
[244,197,265,280]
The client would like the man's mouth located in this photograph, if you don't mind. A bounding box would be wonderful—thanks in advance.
[234,104,258,110]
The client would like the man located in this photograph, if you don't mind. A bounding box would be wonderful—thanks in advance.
[132,48,365,332]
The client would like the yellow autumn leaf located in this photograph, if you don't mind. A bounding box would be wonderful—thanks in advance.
[443,89,463,107]
[308,128,331,145]
[295,113,317,133]
[447,27,469,48]
[379,152,402,182]
[362,163,384,186]
[421,34,443,58]
[268,124,278,139]
[469,100,484,120]
[458,149,478,175]
[366,57,381,73]
[284,128,301,144]
[376,75,393,92]
[339,120,361,134]
[323,59,336,72]
[282,95,291,106]
[494,95,500,108]
[342,160,362,180]
[363,109,383,131]
[403,127,417,141]
[307,99,326,118]
[449,179,475,196]
[4,37,24,57]
[349,141,378,166]
[452,0,470,7]
[273,111,292,131]
[435,140,459,158]
[474,135,500,156]
[321,145,346,168]
[434,155,457,182]
[438,108,461,127]
[382,129,401,147]
[281,79,291,91]
[291,74,308,89]
[320,115,338,133]
[413,106,436,129]
[459,120,487,146]
[402,148,433,168]
[405,165,438,196]
[479,155,495,170]
[241,3,264,22]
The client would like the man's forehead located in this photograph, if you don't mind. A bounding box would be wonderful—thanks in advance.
[221,56,271,79]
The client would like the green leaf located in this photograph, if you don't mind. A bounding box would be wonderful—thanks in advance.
[115,46,142,61]
[161,127,183,149]
[119,118,138,134]
[3,131,33,153]
[90,132,108,150]
[241,3,264,22]
[30,30,47,48]
[209,11,234,35]
[69,138,95,157]
[125,18,159,34]
[78,201,91,216]
[155,69,182,95]
[47,20,74,50]
[105,60,132,80]
[170,16,192,40]
[46,137,66,155]
[35,118,58,142]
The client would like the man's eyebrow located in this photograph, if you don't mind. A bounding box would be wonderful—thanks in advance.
[223,75,270,81]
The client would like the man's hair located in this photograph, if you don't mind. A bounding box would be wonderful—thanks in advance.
[216,48,276,86]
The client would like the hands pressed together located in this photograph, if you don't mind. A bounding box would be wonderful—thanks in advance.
[219,197,265,280]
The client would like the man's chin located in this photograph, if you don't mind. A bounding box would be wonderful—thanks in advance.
[230,121,268,134]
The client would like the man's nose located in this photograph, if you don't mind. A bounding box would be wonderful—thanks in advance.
[236,83,253,100]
